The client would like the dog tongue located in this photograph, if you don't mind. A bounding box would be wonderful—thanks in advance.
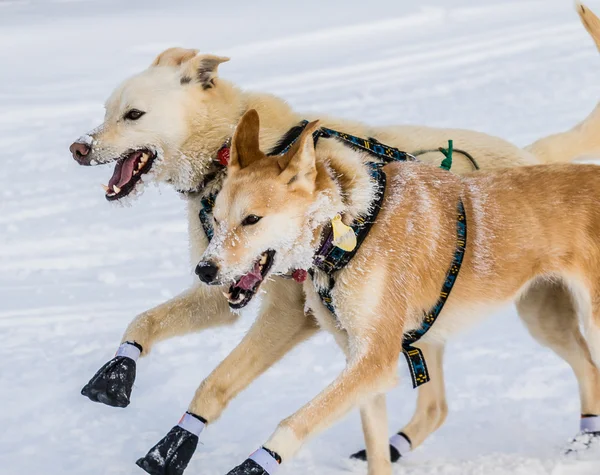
[236,262,263,290]
[108,152,142,189]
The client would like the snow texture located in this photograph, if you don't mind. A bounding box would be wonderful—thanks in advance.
[1,0,600,474]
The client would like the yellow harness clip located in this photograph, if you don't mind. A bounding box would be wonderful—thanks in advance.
[331,214,357,252]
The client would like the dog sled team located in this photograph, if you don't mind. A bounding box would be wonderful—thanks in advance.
[70,4,600,475]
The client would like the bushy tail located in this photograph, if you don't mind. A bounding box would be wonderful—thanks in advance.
[525,3,600,164]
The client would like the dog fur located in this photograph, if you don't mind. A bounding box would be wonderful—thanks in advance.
[207,109,600,474]
[72,2,600,469]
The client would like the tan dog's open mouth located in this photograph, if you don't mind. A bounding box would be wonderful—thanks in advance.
[104,149,155,201]
[225,250,275,309]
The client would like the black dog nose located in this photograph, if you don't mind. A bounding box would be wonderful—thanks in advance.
[196,261,219,284]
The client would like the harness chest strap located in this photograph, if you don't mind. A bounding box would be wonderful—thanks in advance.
[401,200,467,387]
[312,182,467,388]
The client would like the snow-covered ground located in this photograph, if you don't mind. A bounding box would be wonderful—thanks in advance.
[2,0,600,474]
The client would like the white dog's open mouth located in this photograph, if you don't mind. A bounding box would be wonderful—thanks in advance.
[104,149,155,201]
[225,250,276,309]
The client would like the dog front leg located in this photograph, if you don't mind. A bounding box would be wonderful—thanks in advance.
[357,393,392,475]
[136,280,320,475]
[224,337,400,475]
[81,284,234,408]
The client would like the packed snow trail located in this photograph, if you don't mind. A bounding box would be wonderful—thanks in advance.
[1,0,600,474]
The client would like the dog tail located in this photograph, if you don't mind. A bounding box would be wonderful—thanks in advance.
[525,2,600,164]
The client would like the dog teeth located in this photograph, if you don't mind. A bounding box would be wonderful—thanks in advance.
[141,153,149,163]
[260,255,268,265]
[222,291,231,299]
[137,162,144,170]
[113,185,122,193]
[101,184,109,192]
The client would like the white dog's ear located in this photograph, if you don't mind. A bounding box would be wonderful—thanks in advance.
[151,47,199,67]
[278,120,319,189]
[181,54,230,89]
[230,109,264,170]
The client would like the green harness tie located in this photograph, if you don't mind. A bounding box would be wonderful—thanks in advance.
[440,139,453,171]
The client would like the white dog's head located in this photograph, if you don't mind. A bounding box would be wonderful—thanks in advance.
[70,48,237,201]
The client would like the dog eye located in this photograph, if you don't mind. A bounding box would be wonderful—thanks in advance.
[124,109,145,121]
[241,215,262,226]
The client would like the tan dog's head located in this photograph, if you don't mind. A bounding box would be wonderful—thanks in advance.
[69,48,231,201]
[197,109,332,309]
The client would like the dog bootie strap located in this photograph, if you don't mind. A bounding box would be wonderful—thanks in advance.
[81,341,142,408]
[115,340,142,360]
[136,412,206,475]
[350,431,411,463]
[581,415,600,434]
[226,448,282,475]
[389,432,412,460]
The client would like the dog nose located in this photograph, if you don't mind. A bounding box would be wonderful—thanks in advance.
[70,142,91,162]
[196,261,219,284]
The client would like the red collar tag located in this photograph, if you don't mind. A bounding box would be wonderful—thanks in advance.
[292,269,308,283]
[217,147,230,166]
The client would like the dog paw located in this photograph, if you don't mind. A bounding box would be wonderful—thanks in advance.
[81,356,136,408]
[226,448,281,475]
[225,459,269,475]
[136,426,198,475]
[349,444,402,463]
[565,431,600,456]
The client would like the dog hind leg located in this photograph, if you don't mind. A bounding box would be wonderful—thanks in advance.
[517,280,600,446]
[350,342,447,462]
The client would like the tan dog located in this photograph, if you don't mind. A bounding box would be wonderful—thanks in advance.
[72,4,600,474]
[205,109,600,475]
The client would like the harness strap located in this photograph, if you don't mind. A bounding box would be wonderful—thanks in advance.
[401,200,467,387]
[319,127,417,163]
[413,147,480,171]
[313,167,387,274]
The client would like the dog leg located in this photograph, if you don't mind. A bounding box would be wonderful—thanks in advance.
[136,280,320,475]
[397,342,447,449]
[517,281,600,452]
[350,342,446,462]
[357,394,392,475]
[224,332,400,475]
[81,284,234,408]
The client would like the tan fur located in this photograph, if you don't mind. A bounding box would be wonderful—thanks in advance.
[152,47,199,67]
[209,111,600,473]
[71,4,600,470]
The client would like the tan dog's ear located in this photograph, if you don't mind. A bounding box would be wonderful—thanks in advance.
[151,47,199,67]
[181,54,230,89]
[229,109,264,170]
[278,120,320,188]
[578,3,600,52]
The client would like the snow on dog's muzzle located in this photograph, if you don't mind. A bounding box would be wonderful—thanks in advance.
[224,250,276,310]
